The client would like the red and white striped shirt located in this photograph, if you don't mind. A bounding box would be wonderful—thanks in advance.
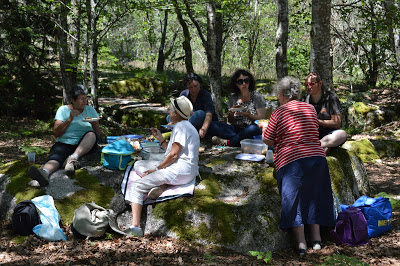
[263,100,325,171]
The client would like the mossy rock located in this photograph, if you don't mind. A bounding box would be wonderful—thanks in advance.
[109,77,165,99]
[342,138,380,163]
[370,139,400,158]
[137,151,288,253]
[327,148,370,204]
[122,110,167,128]
[1,159,114,224]
[352,102,377,115]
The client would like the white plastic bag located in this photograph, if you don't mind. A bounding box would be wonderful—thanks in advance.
[31,195,67,241]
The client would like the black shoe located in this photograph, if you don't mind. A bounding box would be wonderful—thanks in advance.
[298,248,306,256]
[28,166,49,187]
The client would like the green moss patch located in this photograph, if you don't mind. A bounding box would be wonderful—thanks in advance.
[205,159,227,167]
[122,110,167,128]
[4,161,45,202]
[55,169,114,224]
[343,138,380,162]
[109,77,165,99]
[352,102,376,115]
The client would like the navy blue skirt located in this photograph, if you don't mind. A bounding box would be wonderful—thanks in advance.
[276,156,335,229]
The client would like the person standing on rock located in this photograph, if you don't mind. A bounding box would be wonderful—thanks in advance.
[125,96,200,237]
[167,73,218,139]
[259,76,334,256]
[29,84,101,186]
[301,72,347,153]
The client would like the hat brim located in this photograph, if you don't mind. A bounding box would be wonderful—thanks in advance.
[170,98,191,119]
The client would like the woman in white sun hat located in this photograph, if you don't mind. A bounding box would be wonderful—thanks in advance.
[125,96,200,237]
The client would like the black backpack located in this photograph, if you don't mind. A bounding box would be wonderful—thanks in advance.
[12,200,41,236]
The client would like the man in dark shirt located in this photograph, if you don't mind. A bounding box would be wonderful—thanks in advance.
[301,72,347,151]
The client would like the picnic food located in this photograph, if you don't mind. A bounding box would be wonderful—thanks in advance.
[258,119,269,123]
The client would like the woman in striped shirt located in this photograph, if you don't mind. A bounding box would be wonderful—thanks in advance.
[259,76,334,256]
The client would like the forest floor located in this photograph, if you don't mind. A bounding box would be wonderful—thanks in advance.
[0,86,400,265]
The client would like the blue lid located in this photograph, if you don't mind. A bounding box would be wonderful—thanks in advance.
[123,135,143,140]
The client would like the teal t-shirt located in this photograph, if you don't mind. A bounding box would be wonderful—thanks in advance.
[55,105,99,145]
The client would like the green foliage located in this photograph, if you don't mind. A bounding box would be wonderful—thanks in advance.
[248,250,272,264]
[121,110,167,128]
[375,192,400,210]
[18,146,48,155]
[322,254,368,265]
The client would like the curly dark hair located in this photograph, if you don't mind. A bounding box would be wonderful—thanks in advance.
[69,84,88,101]
[229,69,256,95]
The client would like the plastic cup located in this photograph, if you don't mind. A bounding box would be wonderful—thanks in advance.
[27,152,35,164]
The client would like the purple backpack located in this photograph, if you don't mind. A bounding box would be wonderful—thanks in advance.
[330,207,368,246]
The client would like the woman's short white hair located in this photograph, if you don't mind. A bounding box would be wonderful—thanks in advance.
[275,76,302,100]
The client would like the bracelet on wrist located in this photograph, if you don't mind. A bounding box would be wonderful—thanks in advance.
[160,139,166,146]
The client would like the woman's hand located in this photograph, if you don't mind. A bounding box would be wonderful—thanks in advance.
[143,168,157,176]
[150,127,163,142]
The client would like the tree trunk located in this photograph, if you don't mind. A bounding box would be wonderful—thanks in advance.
[156,10,168,72]
[57,0,78,104]
[310,0,333,90]
[384,0,400,70]
[87,0,99,110]
[206,1,223,118]
[247,0,260,72]
[275,0,288,80]
[173,0,194,73]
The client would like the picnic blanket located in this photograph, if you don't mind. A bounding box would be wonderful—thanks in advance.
[121,163,195,205]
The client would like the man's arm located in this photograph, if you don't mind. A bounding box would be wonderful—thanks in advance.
[318,114,342,129]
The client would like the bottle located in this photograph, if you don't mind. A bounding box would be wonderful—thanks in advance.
[265,150,274,163]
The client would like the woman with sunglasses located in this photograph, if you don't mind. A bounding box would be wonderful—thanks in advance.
[209,69,266,146]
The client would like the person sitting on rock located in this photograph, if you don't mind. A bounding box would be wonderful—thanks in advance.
[208,69,267,146]
[167,72,218,139]
[125,96,200,237]
[28,84,101,186]
[301,72,347,152]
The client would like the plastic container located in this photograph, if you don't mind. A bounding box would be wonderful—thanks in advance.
[107,136,120,143]
[265,150,274,163]
[141,150,164,160]
[240,139,268,155]
[140,141,161,153]
[123,135,143,140]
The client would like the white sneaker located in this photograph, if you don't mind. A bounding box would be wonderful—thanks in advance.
[63,155,79,176]
[124,226,144,237]
[212,136,227,145]
[147,187,164,200]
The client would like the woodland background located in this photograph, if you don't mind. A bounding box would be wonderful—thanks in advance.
[1,0,399,120]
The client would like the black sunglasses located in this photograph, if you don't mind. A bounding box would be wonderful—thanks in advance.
[236,78,250,85]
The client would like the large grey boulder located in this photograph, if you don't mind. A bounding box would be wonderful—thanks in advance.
[116,145,370,253]
[0,143,370,254]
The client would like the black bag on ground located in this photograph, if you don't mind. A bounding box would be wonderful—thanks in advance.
[12,200,41,236]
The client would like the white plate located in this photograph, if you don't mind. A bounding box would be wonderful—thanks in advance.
[235,153,265,162]
[83,117,100,122]
[230,107,246,112]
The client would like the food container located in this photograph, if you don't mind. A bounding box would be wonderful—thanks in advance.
[141,150,165,160]
[140,141,161,153]
[240,139,268,155]
[107,136,120,143]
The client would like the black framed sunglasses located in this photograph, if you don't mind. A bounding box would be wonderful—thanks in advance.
[236,78,250,85]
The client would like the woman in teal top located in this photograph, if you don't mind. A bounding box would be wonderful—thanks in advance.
[29,84,101,186]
